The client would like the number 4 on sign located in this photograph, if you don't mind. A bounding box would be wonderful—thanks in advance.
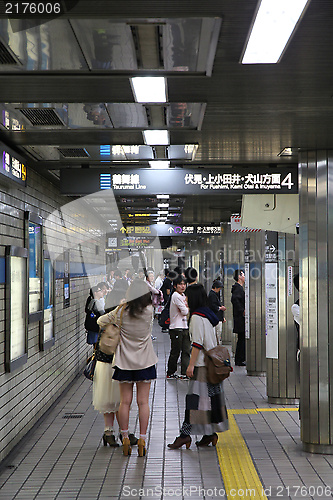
[281,173,294,190]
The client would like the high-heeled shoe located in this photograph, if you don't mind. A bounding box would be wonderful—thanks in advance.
[122,437,131,456]
[195,433,218,447]
[102,433,119,447]
[167,435,191,449]
[137,438,146,457]
[119,433,138,446]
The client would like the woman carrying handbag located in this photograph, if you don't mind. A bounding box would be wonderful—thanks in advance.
[168,283,229,450]
[99,279,157,457]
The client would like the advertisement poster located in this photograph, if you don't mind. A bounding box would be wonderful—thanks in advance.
[10,256,26,360]
[265,263,278,359]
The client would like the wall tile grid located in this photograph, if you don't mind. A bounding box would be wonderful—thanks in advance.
[0,170,105,462]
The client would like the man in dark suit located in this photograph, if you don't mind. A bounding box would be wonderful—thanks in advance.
[231,269,246,366]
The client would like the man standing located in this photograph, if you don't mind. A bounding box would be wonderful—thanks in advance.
[208,280,226,342]
[166,275,190,379]
[231,269,246,366]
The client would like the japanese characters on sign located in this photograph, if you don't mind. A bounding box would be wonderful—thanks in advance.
[184,171,294,192]
[1,144,27,186]
[61,167,298,196]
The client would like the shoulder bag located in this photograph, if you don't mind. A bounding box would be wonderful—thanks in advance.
[204,330,233,385]
[99,303,126,355]
[83,351,97,381]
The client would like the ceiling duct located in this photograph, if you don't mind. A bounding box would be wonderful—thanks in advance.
[58,148,90,158]
[130,24,163,69]
[145,105,167,127]
[153,146,167,159]
[0,40,20,65]
[18,108,65,126]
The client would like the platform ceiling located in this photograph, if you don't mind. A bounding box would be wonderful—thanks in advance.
[0,0,331,225]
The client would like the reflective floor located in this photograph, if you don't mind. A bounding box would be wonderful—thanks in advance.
[0,322,332,500]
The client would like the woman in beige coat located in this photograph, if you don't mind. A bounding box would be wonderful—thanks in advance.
[100,279,157,456]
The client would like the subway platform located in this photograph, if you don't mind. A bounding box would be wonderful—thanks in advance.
[0,322,332,500]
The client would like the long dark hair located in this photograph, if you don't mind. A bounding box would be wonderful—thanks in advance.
[125,279,152,318]
[186,283,208,316]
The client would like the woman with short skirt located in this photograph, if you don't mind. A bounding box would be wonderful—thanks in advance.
[98,279,157,456]
[168,283,229,449]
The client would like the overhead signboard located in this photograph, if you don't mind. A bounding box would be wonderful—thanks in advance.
[108,224,223,238]
[0,143,27,187]
[60,167,298,196]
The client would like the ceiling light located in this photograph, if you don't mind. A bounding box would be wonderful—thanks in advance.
[158,211,169,215]
[157,221,166,225]
[149,160,170,169]
[131,77,167,103]
[241,0,310,64]
[157,194,170,199]
[143,130,169,146]
[157,203,169,208]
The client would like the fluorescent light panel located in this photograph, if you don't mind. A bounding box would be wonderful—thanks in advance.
[143,130,169,145]
[131,77,167,103]
[157,194,170,199]
[241,0,309,64]
[149,160,170,169]
[157,203,169,208]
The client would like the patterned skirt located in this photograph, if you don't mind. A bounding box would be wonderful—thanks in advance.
[181,365,229,436]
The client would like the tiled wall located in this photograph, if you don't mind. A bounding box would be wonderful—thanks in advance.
[0,170,106,463]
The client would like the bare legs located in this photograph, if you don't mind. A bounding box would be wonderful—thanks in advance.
[103,411,116,430]
[118,382,151,435]
[118,381,151,455]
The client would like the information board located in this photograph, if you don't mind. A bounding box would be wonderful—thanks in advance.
[0,143,27,186]
[5,246,28,372]
[244,238,250,340]
[60,167,298,196]
[265,263,278,359]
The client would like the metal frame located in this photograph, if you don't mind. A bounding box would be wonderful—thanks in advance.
[5,246,28,373]
[24,211,43,323]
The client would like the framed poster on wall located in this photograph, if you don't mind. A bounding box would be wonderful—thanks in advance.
[25,211,43,322]
[5,246,28,372]
[41,250,55,350]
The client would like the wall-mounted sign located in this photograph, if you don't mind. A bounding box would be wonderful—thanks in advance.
[265,231,278,263]
[60,167,298,196]
[5,246,28,372]
[63,251,70,309]
[265,262,278,359]
[244,238,250,340]
[0,143,27,186]
[231,215,261,233]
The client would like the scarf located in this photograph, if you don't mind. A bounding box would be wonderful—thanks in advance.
[191,306,219,327]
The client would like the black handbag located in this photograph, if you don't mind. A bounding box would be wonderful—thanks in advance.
[83,352,97,381]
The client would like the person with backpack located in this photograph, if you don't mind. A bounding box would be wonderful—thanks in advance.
[84,285,105,345]
[167,284,229,449]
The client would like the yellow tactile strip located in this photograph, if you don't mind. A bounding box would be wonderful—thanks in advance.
[216,408,298,500]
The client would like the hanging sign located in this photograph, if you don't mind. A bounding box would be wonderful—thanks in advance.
[60,167,298,196]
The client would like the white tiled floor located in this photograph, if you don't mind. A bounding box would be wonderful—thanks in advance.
[0,321,333,499]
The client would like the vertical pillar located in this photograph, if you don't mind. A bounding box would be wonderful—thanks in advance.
[265,231,299,404]
[299,150,333,454]
[245,233,266,376]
